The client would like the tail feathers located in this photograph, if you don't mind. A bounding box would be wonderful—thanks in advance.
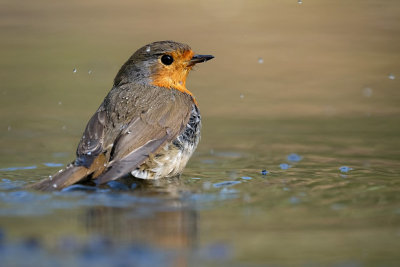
[28,165,91,191]
[29,154,108,191]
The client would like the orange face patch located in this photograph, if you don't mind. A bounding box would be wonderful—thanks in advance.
[151,49,196,101]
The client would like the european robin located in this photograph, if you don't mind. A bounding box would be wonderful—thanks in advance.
[30,41,214,191]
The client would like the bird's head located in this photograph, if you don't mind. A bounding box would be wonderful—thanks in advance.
[114,41,214,98]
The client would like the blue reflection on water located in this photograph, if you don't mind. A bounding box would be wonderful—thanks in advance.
[279,163,290,170]
[43,163,64,167]
[287,153,302,162]
[0,232,175,267]
[0,165,37,171]
[339,166,353,173]
[213,181,241,188]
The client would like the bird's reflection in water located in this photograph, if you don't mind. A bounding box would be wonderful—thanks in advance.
[83,177,197,267]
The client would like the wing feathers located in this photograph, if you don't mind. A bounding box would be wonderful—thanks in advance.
[95,134,170,184]
[31,84,194,190]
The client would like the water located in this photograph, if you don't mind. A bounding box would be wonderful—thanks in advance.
[1,117,399,266]
[1,1,400,266]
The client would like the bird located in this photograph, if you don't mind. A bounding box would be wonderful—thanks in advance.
[29,41,214,191]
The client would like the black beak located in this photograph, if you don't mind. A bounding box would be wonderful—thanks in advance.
[189,54,214,66]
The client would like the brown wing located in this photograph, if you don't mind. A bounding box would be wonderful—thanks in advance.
[90,84,193,184]
[75,108,107,168]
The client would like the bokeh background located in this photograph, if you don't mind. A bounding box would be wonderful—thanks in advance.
[2,0,399,120]
[1,0,399,165]
[1,0,400,266]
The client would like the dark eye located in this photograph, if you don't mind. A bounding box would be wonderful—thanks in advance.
[161,55,174,65]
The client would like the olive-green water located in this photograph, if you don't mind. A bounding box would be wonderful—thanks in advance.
[1,1,399,266]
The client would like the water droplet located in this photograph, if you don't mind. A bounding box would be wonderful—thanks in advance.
[287,153,302,162]
[388,73,395,80]
[363,87,373,98]
[279,163,290,170]
[73,68,77,73]
[7,126,11,131]
[261,169,268,175]
[258,57,264,64]
[146,46,151,52]
[339,166,353,173]
[53,184,58,188]
[298,0,303,4]
[239,94,244,99]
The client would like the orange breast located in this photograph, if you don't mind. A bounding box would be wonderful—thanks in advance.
[151,49,197,105]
